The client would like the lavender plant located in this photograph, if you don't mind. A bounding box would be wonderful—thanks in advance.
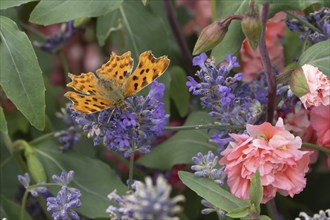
[1,1,329,220]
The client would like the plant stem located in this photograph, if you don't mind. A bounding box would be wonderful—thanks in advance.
[163,0,193,74]
[211,0,217,22]
[165,124,245,131]
[266,199,280,220]
[259,3,276,124]
[128,145,135,191]
[303,143,330,154]
[1,132,13,154]
[58,50,70,84]
[29,132,57,145]
[20,190,29,220]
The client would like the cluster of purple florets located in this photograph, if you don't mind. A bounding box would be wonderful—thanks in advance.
[107,176,185,220]
[187,53,266,125]
[34,20,77,53]
[286,7,330,44]
[71,81,168,158]
[186,53,268,150]
[55,104,81,152]
[18,171,81,220]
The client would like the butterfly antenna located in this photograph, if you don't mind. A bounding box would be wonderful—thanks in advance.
[107,108,116,124]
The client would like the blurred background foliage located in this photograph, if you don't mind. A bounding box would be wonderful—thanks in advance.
[0,0,329,219]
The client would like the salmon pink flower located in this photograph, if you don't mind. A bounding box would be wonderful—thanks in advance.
[299,64,330,108]
[220,118,312,203]
[310,105,330,148]
[284,108,310,138]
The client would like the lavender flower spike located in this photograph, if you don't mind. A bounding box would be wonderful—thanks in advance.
[17,173,47,197]
[191,151,226,185]
[72,81,168,158]
[47,186,82,220]
[107,176,185,220]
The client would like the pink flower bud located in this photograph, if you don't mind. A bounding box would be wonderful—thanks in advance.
[294,64,330,108]
[290,66,310,98]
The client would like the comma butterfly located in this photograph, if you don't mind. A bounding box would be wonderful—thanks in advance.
[65,51,170,113]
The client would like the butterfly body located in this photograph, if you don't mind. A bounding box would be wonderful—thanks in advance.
[65,51,170,114]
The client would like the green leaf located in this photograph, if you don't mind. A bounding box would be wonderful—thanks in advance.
[298,40,330,79]
[0,195,33,220]
[169,66,190,117]
[179,171,249,212]
[29,0,123,25]
[96,1,169,61]
[260,215,272,220]
[33,138,126,218]
[0,107,8,135]
[0,0,36,10]
[226,206,250,218]
[0,142,20,199]
[249,170,263,212]
[137,111,217,170]
[0,16,45,130]
[211,1,248,62]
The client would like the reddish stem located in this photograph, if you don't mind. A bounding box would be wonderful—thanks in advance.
[259,3,276,123]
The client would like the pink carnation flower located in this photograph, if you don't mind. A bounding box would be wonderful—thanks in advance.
[299,64,330,108]
[220,118,312,203]
[284,108,310,139]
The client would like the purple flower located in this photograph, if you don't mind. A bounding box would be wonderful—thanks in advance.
[201,199,227,216]
[286,7,330,44]
[55,104,81,152]
[71,81,169,158]
[191,151,226,185]
[186,76,201,94]
[107,176,185,220]
[47,186,81,220]
[187,53,264,124]
[34,20,77,53]
[52,170,75,186]
[192,52,208,70]
[17,173,47,197]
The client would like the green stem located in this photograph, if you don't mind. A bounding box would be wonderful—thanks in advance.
[27,183,60,189]
[58,51,70,84]
[211,0,217,22]
[29,132,57,145]
[13,140,30,151]
[165,124,245,131]
[128,145,136,191]
[1,132,13,154]
[303,143,330,154]
[20,190,29,220]
[285,11,322,33]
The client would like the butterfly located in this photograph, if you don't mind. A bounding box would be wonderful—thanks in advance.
[64,51,170,114]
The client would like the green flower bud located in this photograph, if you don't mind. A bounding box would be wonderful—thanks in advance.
[290,67,309,97]
[193,17,232,55]
[73,17,91,27]
[25,145,47,183]
[241,11,262,50]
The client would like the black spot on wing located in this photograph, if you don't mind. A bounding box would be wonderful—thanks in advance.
[134,83,138,91]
